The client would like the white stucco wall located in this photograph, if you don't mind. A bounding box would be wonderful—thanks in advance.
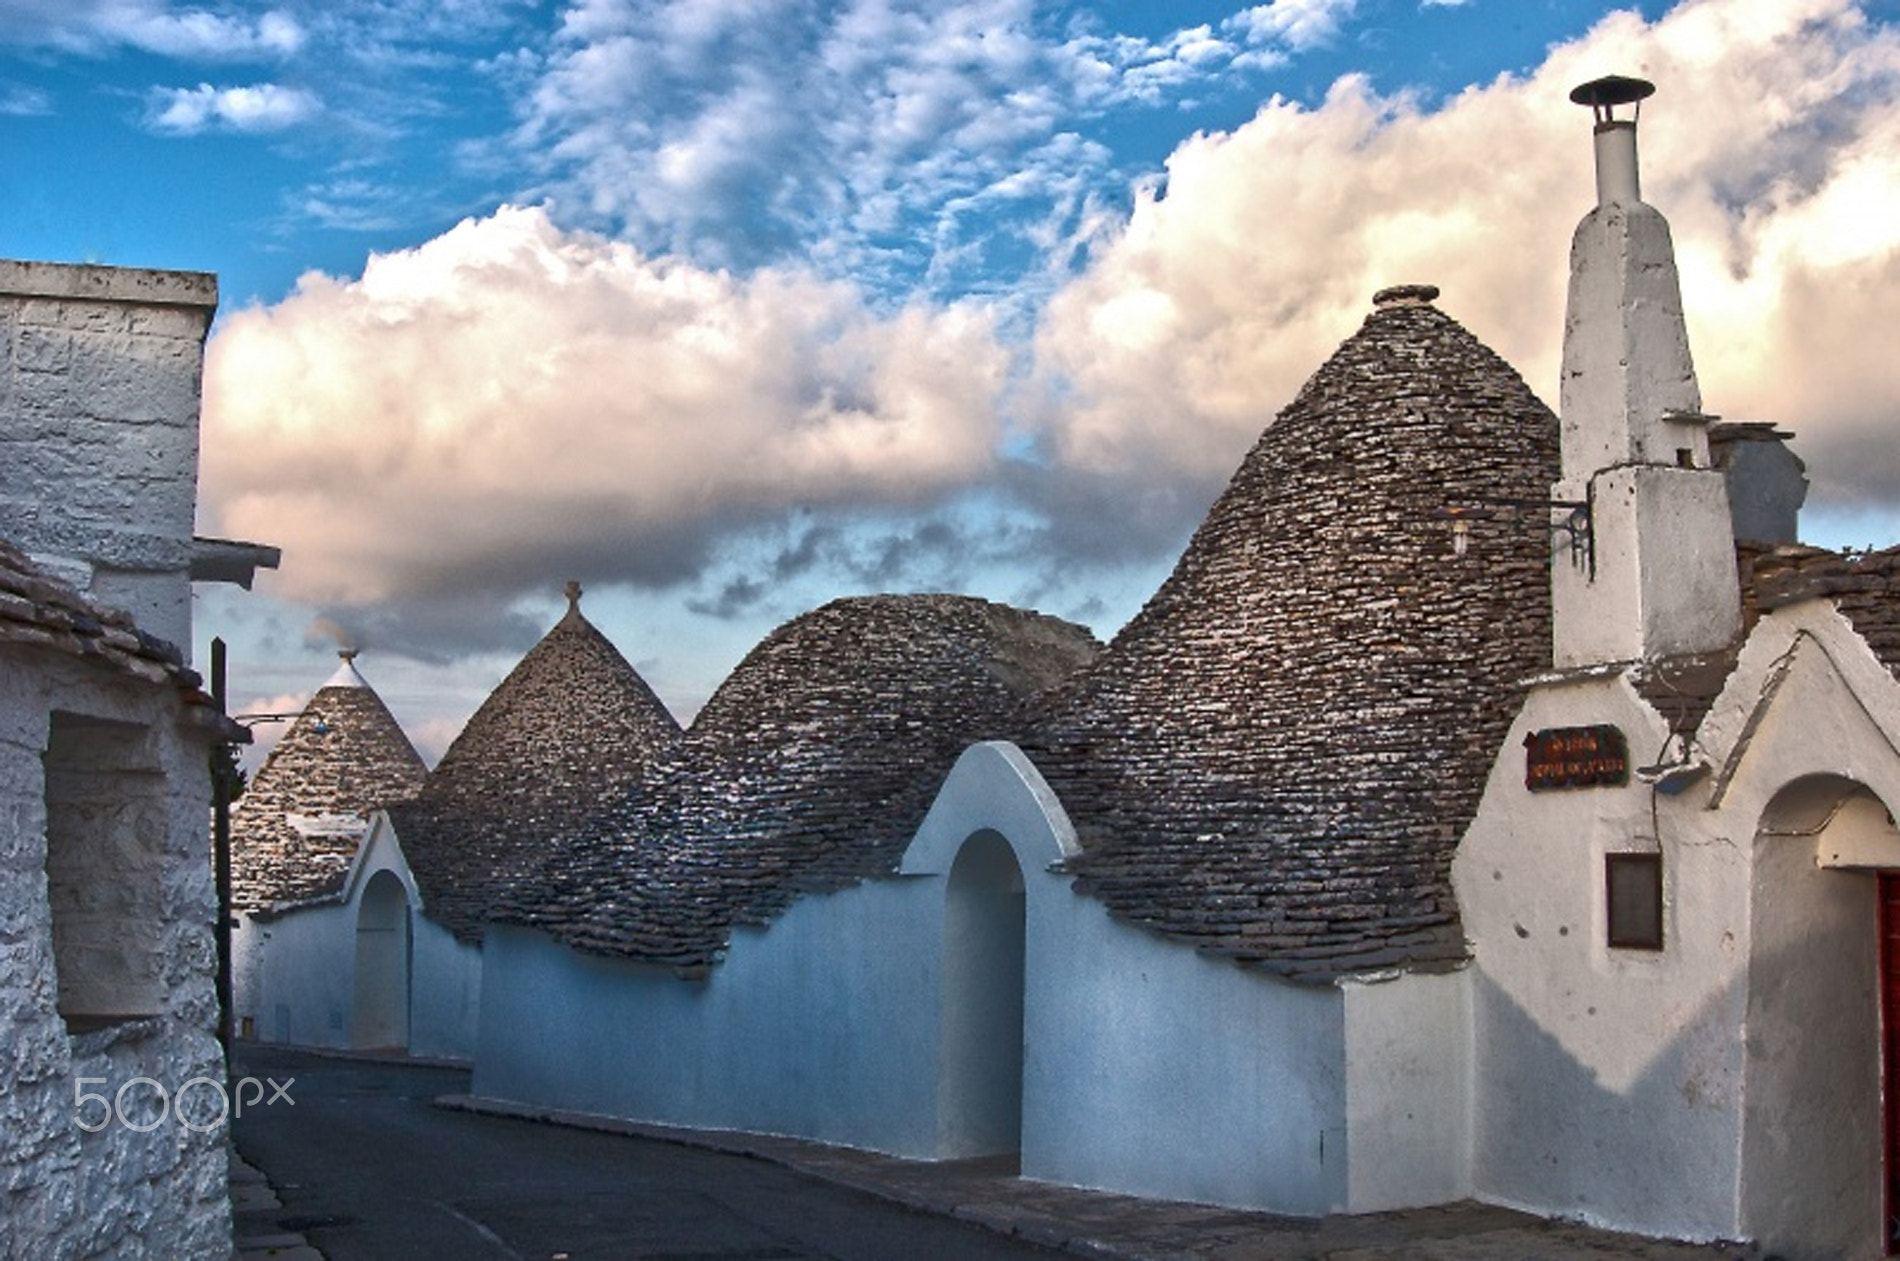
[1456,675,1748,1241]
[232,816,481,1060]
[1705,602,1900,1259]
[474,880,947,1156]
[1343,969,1471,1212]
[1457,599,1900,1252]
[474,742,1362,1216]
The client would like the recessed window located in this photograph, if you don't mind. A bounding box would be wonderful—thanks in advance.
[1605,852,1664,951]
[43,712,166,1033]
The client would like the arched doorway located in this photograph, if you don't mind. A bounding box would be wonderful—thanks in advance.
[939,829,1026,1158]
[352,870,410,1050]
[1742,775,1900,1257]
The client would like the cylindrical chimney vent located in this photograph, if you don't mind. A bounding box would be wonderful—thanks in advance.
[1570,75,1655,208]
[1593,121,1640,206]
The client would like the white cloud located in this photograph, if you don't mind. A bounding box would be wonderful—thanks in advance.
[196,0,1900,664]
[200,206,1011,608]
[1029,0,1900,516]
[0,80,49,114]
[0,2,304,59]
[1226,0,1359,53]
[514,0,1294,293]
[146,81,319,133]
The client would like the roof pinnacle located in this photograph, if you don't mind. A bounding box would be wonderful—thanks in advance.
[565,579,583,616]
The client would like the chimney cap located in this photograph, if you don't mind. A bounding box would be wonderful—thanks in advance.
[1570,75,1654,114]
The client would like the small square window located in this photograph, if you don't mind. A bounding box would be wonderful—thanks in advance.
[1606,852,1664,950]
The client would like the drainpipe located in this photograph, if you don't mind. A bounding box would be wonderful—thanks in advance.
[211,637,234,1069]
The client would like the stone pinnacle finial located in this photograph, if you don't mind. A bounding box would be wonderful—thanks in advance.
[1373,283,1439,309]
[338,648,358,663]
[565,580,583,615]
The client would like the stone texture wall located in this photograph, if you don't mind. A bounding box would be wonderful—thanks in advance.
[0,261,218,654]
[0,644,231,1259]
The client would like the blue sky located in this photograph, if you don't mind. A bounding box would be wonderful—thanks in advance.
[3,0,1896,760]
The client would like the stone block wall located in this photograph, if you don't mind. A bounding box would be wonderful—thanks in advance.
[0,261,218,653]
[0,649,231,1258]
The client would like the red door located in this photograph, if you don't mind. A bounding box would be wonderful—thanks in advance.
[1879,873,1900,1253]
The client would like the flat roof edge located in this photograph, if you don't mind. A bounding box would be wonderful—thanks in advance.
[0,258,218,310]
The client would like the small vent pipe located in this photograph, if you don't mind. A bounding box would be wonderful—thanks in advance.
[1570,74,1654,207]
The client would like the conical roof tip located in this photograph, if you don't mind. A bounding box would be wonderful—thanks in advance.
[319,648,370,691]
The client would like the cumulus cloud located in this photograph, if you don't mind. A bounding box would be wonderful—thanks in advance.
[0,2,304,59]
[200,0,1900,663]
[146,81,319,133]
[1028,0,1900,525]
[200,205,1009,617]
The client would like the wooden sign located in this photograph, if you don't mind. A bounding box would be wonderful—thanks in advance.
[1524,725,1628,791]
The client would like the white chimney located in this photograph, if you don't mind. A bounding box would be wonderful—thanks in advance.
[1552,76,1741,668]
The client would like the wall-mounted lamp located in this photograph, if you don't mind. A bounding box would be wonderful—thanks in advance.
[1433,495,1594,572]
[1634,758,1710,795]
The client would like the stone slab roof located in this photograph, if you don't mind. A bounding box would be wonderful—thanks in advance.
[1749,542,1900,677]
[230,655,428,915]
[496,593,1101,969]
[1018,288,1560,984]
[0,536,236,737]
[1633,542,1900,746]
[389,587,683,943]
[0,537,190,684]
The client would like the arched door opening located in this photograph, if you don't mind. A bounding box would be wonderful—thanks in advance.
[352,869,410,1050]
[1742,775,1900,1257]
[940,829,1026,1159]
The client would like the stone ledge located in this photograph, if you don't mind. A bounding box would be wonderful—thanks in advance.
[0,259,217,309]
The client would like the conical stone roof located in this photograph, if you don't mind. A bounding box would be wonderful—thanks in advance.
[231,653,428,915]
[389,583,683,942]
[1021,285,1560,983]
[499,593,1101,968]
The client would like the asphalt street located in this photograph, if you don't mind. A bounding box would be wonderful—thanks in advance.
[229,1045,1054,1260]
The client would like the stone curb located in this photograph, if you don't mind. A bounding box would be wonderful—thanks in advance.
[431,1094,1759,1260]
[229,1150,324,1261]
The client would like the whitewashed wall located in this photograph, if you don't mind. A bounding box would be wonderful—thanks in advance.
[232,816,481,1060]
[0,651,231,1258]
[1343,969,1471,1212]
[474,880,948,1155]
[477,742,1451,1216]
[1456,598,1900,1254]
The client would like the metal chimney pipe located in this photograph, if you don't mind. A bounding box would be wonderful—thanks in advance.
[1570,75,1655,207]
[1593,121,1640,206]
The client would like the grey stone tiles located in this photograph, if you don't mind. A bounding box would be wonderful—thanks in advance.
[496,593,1100,969]
[1018,292,1561,983]
[230,661,427,915]
[389,592,683,942]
